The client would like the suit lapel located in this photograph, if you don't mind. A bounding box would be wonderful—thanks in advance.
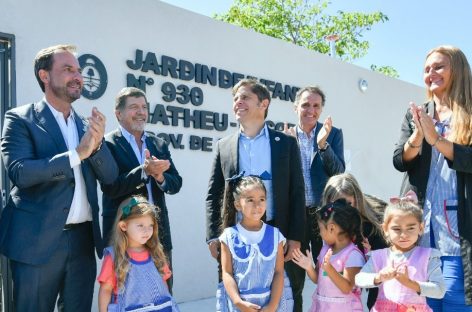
[145,135,158,158]
[34,101,68,152]
[268,128,281,173]
[113,130,141,167]
[311,122,322,164]
[72,110,87,141]
[230,131,239,174]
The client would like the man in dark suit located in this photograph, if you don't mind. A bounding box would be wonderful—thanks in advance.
[286,86,345,260]
[0,44,118,311]
[206,79,306,311]
[101,87,182,291]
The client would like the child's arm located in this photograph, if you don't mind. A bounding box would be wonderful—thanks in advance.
[97,253,116,312]
[395,249,445,298]
[355,255,394,288]
[394,264,421,293]
[292,248,318,283]
[98,283,114,312]
[161,263,172,291]
[261,242,284,312]
[221,242,261,312]
[323,249,362,294]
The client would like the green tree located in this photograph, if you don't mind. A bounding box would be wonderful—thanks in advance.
[370,64,400,78]
[215,0,398,77]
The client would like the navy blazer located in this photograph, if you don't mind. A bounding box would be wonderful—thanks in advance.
[101,129,182,251]
[298,122,345,206]
[205,127,306,243]
[0,101,118,264]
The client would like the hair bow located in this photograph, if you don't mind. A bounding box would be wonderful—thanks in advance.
[324,206,333,218]
[389,190,418,204]
[225,171,245,185]
[258,171,272,181]
[317,201,337,218]
[121,197,142,219]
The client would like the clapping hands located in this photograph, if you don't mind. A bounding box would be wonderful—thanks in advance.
[409,102,439,145]
[143,149,170,183]
[317,116,332,148]
[76,107,106,160]
[375,260,410,284]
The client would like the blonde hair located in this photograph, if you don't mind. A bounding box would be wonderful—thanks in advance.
[426,45,472,145]
[322,173,383,236]
[111,196,167,290]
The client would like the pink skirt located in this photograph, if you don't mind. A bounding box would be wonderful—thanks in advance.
[372,299,432,312]
[309,293,363,312]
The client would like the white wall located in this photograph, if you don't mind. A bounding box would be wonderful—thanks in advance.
[1,0,425,304]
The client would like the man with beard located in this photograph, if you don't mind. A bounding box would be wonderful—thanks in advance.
[101,87,182,292]
[0,44,118,311]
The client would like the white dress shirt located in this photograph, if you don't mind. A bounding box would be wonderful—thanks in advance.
[46,100,92,224]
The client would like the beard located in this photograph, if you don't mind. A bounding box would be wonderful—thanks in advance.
[50,78,82,103]
[130,121,146,133]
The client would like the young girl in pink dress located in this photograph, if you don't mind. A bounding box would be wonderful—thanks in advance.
[355,191,445,311]
[292,198,366,311]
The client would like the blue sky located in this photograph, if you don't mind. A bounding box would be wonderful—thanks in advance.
[161,0,472,86]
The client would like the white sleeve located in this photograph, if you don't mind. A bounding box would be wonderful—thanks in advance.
[418,249,446,299]
[68,149,81,167]
[276,228,286,246]
[218,228,230,245]
[355,256,378,288]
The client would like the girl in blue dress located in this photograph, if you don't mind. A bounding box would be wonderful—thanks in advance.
[217,174,293,312]
[97,196,179,312]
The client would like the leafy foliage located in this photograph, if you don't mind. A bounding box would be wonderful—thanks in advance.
[215,0,394,71]
[370,64,400,78]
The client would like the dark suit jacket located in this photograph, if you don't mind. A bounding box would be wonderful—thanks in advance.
[206,127,306,242]
[393,101,472,304]
[0,101,118,264]
[298,122,345,206]
[101,129,182,251]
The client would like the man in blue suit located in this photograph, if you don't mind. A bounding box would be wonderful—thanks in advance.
[283,86,345,310]
[286,85,345,260]
[0,44,118,311]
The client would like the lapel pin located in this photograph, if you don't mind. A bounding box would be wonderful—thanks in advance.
[275,137,280,142]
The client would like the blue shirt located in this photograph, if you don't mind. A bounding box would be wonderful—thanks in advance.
[296,125,315,207]
[420,118,460,256]
[120,127,167,204]
[238,125,274,220]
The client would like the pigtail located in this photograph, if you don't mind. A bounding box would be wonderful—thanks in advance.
[220,180,238,231]
[219,173,267,232]
[318,198,365,254]
[352,220,366,257]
